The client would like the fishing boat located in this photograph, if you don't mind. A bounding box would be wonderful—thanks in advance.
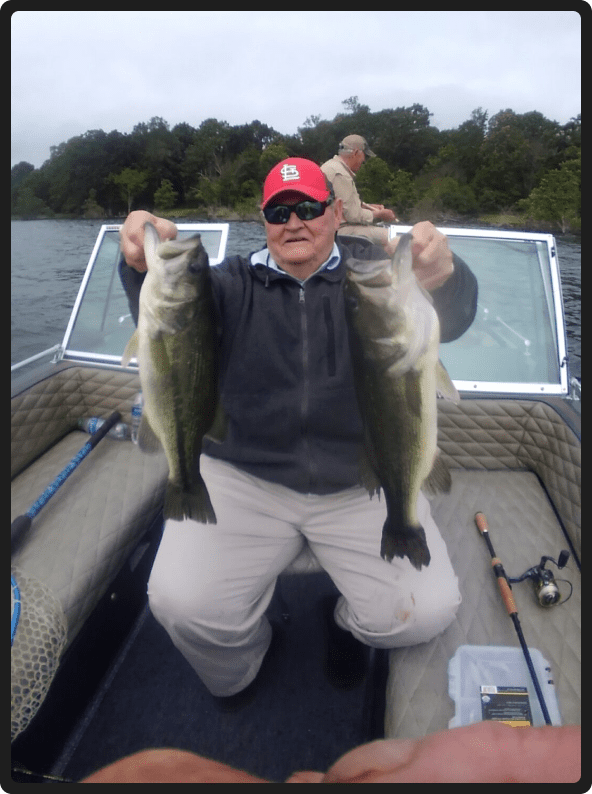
[11,223,580,782]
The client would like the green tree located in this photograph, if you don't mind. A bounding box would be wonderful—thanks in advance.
[107,168,149,213]
[472,109,564,210]
[342,96,370,115]
[154,179,178,211]
[387,170,418,218]
[452,108,488,183]
[181,118,231,196]
[259,142,290,181]
[81,188,104,219]
[12,186,53,218]
[10,104,580,219]
[11,161,35,194]
[355,157,394,205]
[420,176,477,216]
[519,158,581,233]
[187,176,221,208]
[370,105,441,175]
[297,117,338,164]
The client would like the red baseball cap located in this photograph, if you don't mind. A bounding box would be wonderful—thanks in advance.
[261,158,332,209]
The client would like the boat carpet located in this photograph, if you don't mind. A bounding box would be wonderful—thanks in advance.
[53,572,374,783]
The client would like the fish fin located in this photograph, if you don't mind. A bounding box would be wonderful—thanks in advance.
[122,330,139,367]
[381,521,431,570]
[392,232,414,282]
[436,360,460,402]
[164,476,217,524]
[137,416,162,454]
[143,221,160,266]
[204,400,227,443]
[422,453,452,496]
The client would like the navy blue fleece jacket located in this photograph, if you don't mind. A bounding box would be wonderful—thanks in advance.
[119,235,477,494]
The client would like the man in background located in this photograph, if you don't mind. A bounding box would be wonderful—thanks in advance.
[321,134,398,249]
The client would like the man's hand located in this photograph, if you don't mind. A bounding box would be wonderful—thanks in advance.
[363,203,398,223]
[385,221,454,291]
[286,723,581,783]
[120,211,178,272]
[79,723,580,782]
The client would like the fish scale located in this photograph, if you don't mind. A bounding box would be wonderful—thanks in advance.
[122,222,219,524]
[344,233,457,569]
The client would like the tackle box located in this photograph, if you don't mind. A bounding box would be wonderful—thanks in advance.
[448,645,562,728]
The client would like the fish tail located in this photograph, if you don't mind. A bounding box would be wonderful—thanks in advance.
[164,476,217,524]
[380,520,431,570]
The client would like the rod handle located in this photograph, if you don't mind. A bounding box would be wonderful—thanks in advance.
[492,559,518,615]
[475,511,489,534]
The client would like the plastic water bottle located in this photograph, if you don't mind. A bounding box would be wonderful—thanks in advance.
[131,391,143,445]
[78,416,129,440]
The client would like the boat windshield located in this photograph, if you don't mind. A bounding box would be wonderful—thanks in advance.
[389,226,568,395]
[61,223,229,366]
[54,223,567,396]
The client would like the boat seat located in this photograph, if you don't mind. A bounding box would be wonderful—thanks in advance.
[11,364,169,651]
[279,473,581,736]
[11,431,169,650]
[385,468,581,738]
[12,367,581,740]
[386,399,581,738]
[279,399,581,738]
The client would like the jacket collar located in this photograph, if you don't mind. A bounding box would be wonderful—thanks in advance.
[249,243,343,285]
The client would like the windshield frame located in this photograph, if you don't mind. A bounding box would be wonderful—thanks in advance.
[388,225,568,396]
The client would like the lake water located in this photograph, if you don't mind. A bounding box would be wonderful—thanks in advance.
[11,219,580,380]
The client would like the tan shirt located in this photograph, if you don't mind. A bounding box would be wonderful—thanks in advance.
[320,155,374,226]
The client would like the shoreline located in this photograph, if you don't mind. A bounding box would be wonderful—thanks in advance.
[10,211,581,237]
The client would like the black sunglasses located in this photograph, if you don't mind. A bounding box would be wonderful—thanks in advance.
[263,198,333,225]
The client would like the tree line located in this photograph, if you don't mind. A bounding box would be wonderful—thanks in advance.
[11,98,581,232]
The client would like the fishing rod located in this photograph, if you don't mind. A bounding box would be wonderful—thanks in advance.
[11,411,122,556]
[474,511,553,726]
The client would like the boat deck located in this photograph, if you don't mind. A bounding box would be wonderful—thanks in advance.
[11,368,581,782]
[15,463,580,783]
[29,573,381,783]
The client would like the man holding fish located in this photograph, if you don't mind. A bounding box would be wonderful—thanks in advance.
[119,157,477,705]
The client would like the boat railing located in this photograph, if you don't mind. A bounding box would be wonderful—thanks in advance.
[12,224,576,401]
[388,225,570,396]
[11,344,63,374]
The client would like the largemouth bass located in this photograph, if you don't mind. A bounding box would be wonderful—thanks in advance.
[122,222,219,523]
[344,232,457,569]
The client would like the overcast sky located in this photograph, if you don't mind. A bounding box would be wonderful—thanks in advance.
[11,10,581,169]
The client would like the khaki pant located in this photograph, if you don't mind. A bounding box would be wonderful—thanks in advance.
[148,455,461,696]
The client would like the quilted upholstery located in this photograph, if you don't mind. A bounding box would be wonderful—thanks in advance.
[11,365,169,648]
[437,400,581,556]
[278,398,581,736]
[11,364,141,479]
[12,366,580,737]
[384,470,581,737]
[284,398,581,574]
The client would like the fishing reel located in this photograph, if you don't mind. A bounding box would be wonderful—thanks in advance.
[508,550,573,607]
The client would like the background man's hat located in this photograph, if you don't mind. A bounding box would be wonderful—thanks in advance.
[262,158,332,208]
[339,134,376,157]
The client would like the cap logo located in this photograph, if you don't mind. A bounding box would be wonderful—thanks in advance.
[280,164,300,182]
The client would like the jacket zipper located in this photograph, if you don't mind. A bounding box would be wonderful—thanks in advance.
[299,284,316,490]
